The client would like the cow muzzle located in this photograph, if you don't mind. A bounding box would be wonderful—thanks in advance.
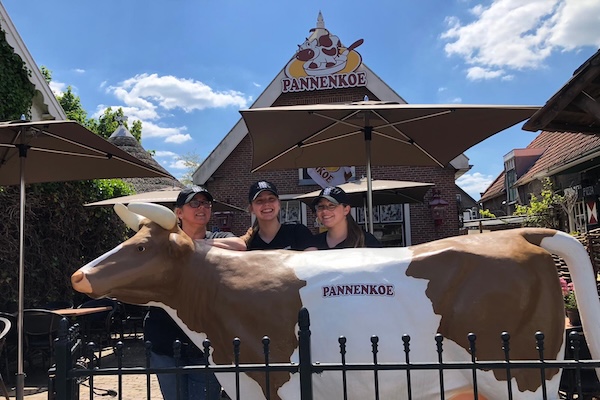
[71,270,93,294]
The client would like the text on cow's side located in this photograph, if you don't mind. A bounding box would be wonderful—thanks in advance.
[322,284,395,298]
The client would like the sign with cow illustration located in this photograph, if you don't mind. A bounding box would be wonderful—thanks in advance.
[71,202,600,400]
[282,13,366,93]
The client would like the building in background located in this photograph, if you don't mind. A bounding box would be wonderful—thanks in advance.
[479,49,600,234]
[193,13,470,245]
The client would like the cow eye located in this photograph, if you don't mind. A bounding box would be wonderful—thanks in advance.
[137,246,145,252]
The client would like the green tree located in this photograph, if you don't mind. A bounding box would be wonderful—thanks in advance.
[40,65,52,83]
[177,151,202,185]
[96,107,142,141]
[57,86,88,125]
[514,178,563,229]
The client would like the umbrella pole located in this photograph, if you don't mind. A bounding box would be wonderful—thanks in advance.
[364,124,374,234]
[16,147,26,400]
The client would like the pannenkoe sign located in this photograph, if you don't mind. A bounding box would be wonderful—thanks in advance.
[282,18,366,93]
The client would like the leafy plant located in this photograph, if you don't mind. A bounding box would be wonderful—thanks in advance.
[479,208,496,218]
[514,178,563,229]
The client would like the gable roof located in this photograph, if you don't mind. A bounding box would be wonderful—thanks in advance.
[0,1,66,121]
[523,49,600,134]
[479,130,600,202]
[479,172,505,202]
[514,130,600,186]
[193,62,406,185]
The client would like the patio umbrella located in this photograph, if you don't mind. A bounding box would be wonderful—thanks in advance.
[84,187,246,213]
[0,120,173,400]
[294,177,434,207]
[240,101,538,232]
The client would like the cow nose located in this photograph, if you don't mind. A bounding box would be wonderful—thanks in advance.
[71,270,92,294]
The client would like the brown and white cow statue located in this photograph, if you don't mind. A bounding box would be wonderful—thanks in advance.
[71,202,600,400]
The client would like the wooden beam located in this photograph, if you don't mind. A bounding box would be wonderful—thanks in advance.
[542,121,600,135]
[523,51,600,132]
[572,91,600,124]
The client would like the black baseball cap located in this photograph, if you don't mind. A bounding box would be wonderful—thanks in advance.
[311,186,350,209]
[248,180,279,202]
[176,186,214,207]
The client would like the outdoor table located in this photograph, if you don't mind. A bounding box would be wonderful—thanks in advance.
[53,306,112,317]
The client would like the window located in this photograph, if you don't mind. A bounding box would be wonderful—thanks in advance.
[504,157,517,203]
[575,200,587,234]
[280,200,302,224]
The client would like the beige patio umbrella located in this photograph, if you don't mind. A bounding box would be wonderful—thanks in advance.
[294,177,434,207]
[240,101,538,232]
[0,120,173,400]
[84,187,246,213]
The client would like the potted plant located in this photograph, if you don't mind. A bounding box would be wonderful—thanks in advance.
[560,277,580,326]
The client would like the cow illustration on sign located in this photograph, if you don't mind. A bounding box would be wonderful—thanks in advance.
[72,202,600,400]
[282,12,366,93]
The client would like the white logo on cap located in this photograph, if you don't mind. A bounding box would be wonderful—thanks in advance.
[323,187,333,196]
[258,181,270,189]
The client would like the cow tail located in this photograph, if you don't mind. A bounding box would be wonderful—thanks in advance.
[538,230,600,379]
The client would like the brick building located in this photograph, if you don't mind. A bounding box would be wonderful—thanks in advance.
[192,13,467,245]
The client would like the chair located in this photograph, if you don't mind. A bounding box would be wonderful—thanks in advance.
[119,303,148,340]
[22,309,63,371]
[0,317,11,400]
[77,299,119,361]
[0,312,16,387]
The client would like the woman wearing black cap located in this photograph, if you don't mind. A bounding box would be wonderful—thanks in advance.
[311,186,382,249]
[144,186,245,400]
[242,180,314,250]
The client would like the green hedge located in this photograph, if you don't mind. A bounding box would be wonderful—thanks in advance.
[0,180,134,309]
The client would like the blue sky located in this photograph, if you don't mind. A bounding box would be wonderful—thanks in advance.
[4,0,600,200]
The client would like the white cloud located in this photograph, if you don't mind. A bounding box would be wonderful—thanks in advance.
[110,73,250,112]
[167,159,188,170]
[466,66,505,80]
[252,82,262,88]
[98,73,250,145]
[457,172,496,200]
[73,68,85,74]
[165,133,193,144]
[441,0,600,80]
[140,120,191,143]
[49,80,66,96]
[154,150,178,158]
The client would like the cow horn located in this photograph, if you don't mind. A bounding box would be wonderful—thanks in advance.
[127,202,177,230]
[114,203,144,232]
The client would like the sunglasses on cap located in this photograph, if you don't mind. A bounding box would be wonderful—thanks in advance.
[187,199,212,209]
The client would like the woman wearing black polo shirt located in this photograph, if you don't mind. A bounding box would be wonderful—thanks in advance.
[311,186,382,249]
[242,180,313,251]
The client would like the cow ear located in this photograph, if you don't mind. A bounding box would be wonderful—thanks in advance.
[114,203,144,232]
[127,203,177,230]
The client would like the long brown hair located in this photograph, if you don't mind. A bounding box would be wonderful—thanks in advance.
[344,211,365,248]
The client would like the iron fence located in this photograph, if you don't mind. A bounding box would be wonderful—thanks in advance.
[52,308,600,400]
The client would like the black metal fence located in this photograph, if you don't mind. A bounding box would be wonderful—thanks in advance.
[52,308,600,400]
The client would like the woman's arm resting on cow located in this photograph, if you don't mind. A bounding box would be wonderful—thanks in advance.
[205,237,247,251]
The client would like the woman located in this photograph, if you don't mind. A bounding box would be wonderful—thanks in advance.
[144,186,245,400]
[311,186,382,249]
[242,180,313,250]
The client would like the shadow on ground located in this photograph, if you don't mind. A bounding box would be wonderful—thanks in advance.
[4,336,147,399]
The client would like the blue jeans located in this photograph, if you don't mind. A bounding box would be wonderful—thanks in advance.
[150,351,222,400]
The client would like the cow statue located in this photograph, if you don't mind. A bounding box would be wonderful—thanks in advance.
[71,202,600,400]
